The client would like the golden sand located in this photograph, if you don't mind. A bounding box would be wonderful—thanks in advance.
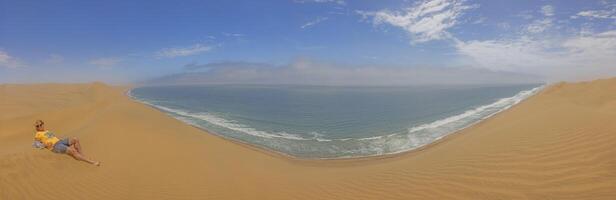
[1,79,615,199]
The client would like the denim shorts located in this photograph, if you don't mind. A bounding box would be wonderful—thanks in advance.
[52,138,70,154]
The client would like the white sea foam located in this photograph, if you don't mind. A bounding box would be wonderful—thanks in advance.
[128,90,312,141]
[406,86,542,134]
[188,112,309,140]
[127,85,544,158]
[343,85,544,156]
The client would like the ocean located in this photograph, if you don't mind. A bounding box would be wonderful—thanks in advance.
[128,84,543,159]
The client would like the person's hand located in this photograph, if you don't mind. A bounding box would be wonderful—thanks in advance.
[32,141,45,149]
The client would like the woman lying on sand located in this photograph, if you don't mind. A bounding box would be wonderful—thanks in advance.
[33,120,100,166]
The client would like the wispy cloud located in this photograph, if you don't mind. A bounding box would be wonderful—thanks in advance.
[541,5,555,17]
[455,30,616,81]
[523,5,556,34]
[88,57,122,68]
[525,18,553,34]
[294,0,345,5]
[573,8,616,19]
[360,2,616,81]
[455,4,616,81]
[301,17,329,29]
[156,43,213,58]
[359,0,477,44]
[0,50,23,68]
[222,32,245,37]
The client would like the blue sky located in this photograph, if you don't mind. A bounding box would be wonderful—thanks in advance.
[1,0,615,84]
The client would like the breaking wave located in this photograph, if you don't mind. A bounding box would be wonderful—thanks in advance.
[128,85,544,159]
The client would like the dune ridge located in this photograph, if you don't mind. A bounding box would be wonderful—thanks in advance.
[1,79,615,199]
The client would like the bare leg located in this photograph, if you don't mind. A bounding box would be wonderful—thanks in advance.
[66,147,99,166]
[69,137,83,154]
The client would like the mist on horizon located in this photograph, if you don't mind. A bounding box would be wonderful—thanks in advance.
[142,59,544,86]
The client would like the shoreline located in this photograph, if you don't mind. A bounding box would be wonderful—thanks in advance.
[3,78,615,199]
[125,84,546,163]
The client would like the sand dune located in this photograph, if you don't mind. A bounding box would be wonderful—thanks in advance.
[1,79,615,199]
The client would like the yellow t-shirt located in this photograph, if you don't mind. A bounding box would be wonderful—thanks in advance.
[34,130,60,150]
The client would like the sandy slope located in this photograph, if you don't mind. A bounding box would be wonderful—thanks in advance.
[1,79,615,199]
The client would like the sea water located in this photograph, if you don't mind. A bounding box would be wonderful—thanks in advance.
[129,84,543,159]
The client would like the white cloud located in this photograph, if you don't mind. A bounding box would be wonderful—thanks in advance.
[541,5,555,17]
[222,32,245,37]
[454,3,616,81]
[294,0,345,5]
[525,18,553,34]
[360,0,477,44]
[46,54,64,64]
[456,30,616,81]
[456,37,552,72]
[156,43,213,58]
[524,5,557,34]
[359,1,616,81]
[573,9,616,19]
[0,50,23,68]
[89,57,122,68]
[301,17,328,29]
